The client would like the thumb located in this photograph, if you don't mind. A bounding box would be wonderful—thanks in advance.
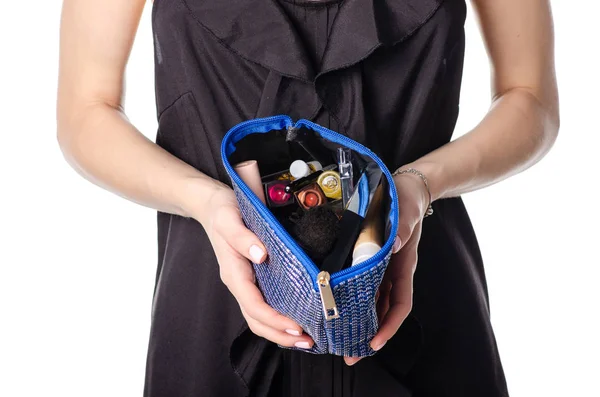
[218,213,268,264]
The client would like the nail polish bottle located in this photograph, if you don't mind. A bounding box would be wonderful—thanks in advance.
[317,170,342,200]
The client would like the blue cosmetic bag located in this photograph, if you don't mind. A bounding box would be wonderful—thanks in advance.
[221,115,399,357]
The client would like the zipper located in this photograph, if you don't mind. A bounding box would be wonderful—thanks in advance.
[317,271,339,320]
[221,115,399,319]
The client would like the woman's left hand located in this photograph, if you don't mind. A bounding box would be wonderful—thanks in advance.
[344,170,430,366]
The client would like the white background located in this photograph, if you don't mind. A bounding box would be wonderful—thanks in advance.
[1,1,598,396]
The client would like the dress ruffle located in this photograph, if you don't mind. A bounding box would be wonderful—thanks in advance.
[180,0,443,82]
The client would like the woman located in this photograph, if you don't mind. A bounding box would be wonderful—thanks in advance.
[57,0,559,396]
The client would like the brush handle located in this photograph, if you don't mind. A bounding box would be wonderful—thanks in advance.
[320,210,364,274]
[351,182,384,266]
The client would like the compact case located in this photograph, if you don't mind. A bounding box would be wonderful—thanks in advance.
[221,115,399,357]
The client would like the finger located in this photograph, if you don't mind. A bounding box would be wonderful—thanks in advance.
[232,276,307,337]
[392,221,416,254]
[392,183,425,253]
[376,278,392,324]
[370,292,411,351]
[215,209,268,264]
[370,253,416,350]
[241,307,314,349]
[344,356,362,366]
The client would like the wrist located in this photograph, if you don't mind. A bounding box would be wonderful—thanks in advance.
[399,161,445,202]
[175,174,230,224]
[392,168,431,218]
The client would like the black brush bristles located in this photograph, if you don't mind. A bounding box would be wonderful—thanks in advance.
[289,206,339,263]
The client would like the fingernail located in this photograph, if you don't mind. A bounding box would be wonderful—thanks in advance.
[345,357,360,366]
[372,341,387,351]
[295,341,311,349]
[392,236,402,253]
[249,245,265,263]
[286,329,302,336]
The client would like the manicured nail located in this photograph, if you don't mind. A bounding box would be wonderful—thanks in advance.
[249,245,265,263]
[286,329,302,336]
[295,341,311,349]
[345,357,360,366]
[372,340,387,351]
[392,236,402,253]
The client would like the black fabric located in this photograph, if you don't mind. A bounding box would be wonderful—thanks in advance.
[145,0,510,396]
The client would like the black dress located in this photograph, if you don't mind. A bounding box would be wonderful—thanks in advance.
[145,0,510,396]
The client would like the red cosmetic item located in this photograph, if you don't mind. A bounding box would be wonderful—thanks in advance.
[264,180,294,207]
[269,183,290,203]
[304,192,319,207]
[295,183,326,210]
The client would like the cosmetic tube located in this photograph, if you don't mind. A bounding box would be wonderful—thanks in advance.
[351,182,384,266]
[234,160,266,204]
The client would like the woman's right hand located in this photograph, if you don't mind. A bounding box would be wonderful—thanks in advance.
[199,182,314,350]
[56,0,313,350]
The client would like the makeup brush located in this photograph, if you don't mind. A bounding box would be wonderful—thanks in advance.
[351,181,385,266]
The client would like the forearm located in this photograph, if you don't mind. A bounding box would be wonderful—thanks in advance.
[407,87,559,201]
[56,102,224,223]
[56,0,225,225]
[405,0,559,202]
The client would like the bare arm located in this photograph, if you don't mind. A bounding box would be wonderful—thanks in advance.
[57,0,314,348]
[357,0,560,364]
[405,0,560,201]
[56,0,221,223]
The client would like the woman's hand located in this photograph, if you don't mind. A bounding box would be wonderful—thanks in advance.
[198,182,315,350]
[344,171,430,366]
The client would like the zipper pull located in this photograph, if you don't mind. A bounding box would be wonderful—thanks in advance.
[317,271,339,320]
[286,125,299,142]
